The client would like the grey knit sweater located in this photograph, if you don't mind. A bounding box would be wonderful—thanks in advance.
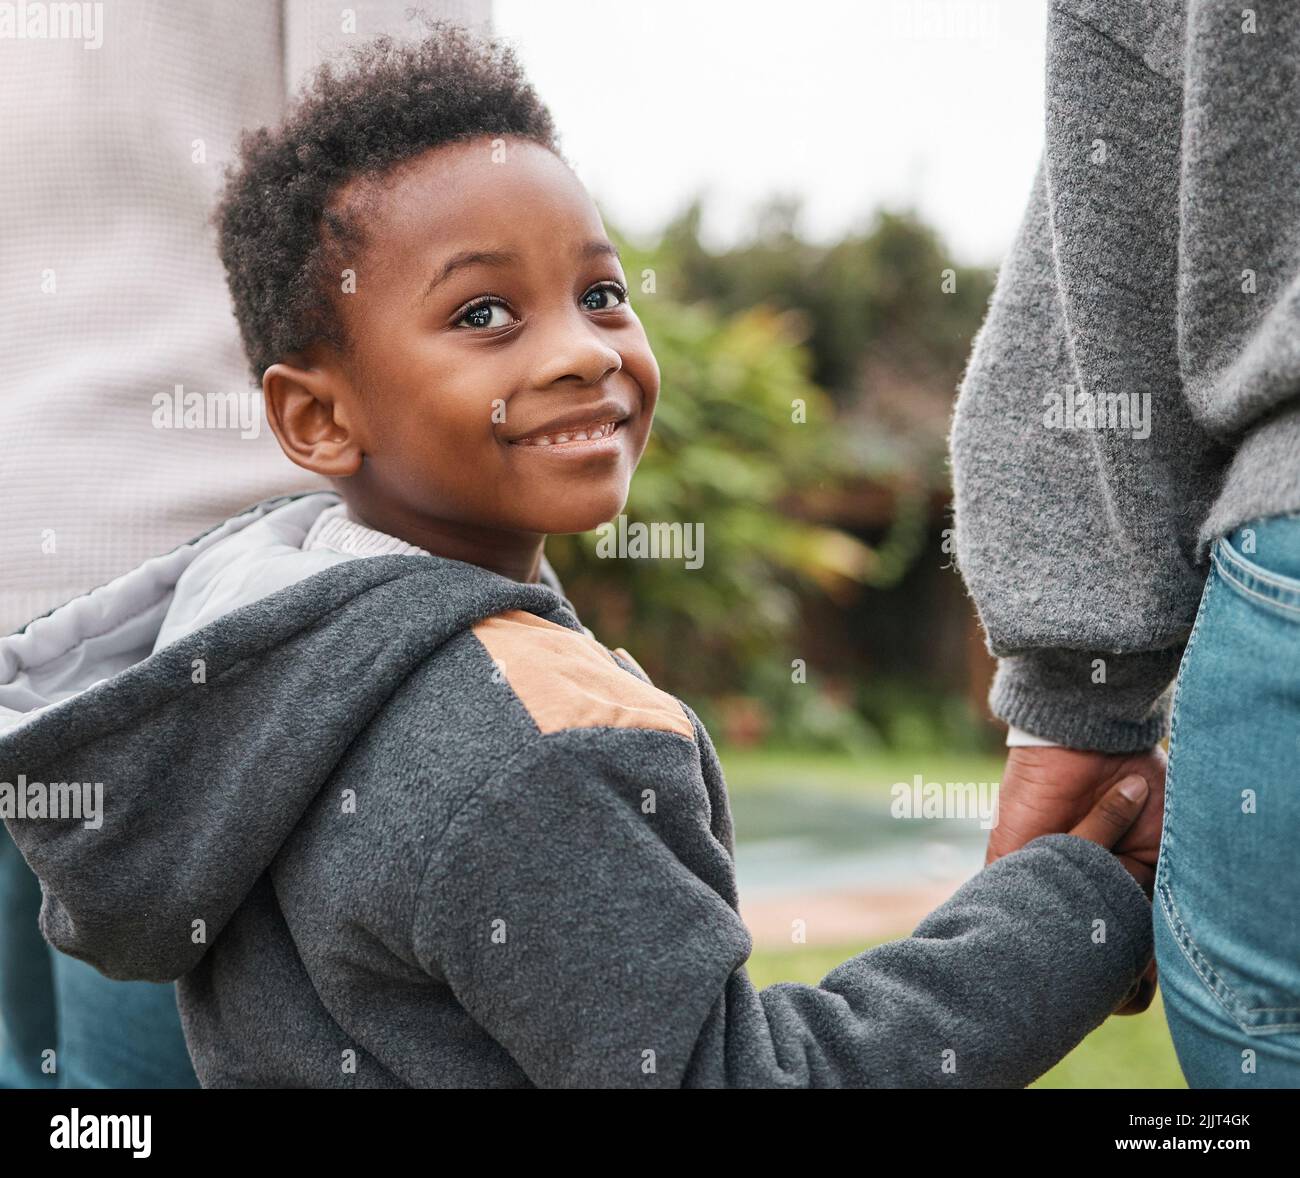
[950,0,1300,752]
[0,495,1153,1088]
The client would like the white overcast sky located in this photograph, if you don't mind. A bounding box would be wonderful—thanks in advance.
[493,0,1048,267]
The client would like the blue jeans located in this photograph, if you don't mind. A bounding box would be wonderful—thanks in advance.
[1155,513,1300,1087]
[0,824,199,1088]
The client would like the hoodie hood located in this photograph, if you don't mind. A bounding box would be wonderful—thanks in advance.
[0,492,578,982]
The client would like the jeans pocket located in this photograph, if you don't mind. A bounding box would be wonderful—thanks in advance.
[1156,530,1300,1035]
[1213,514,1300,619]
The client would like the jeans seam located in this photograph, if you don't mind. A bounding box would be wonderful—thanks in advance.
[1156,564,1223,1008]
[1158,883,1300,1031]
[1157,561,1216,869]
[1157,895,1256,1029]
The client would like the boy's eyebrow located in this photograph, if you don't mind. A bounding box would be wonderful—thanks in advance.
[421,240,621,301]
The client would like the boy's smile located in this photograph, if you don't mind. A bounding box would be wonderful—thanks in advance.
[505,410,627,451]
[262,135,659,582]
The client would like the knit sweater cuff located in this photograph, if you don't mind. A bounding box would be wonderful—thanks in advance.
[989,647,1183,753]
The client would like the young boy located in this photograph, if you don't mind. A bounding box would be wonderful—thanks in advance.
[0,24,1155,1088]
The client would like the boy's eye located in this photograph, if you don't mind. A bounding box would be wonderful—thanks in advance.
[455,297,515,330]
[454,283,628,329]
[581,282,628,311]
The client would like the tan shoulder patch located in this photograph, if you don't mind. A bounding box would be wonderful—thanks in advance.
[473,610,694,740]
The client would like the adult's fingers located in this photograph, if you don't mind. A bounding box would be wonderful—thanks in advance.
[1115,960,1159,1016]
[1069,774,1150,850]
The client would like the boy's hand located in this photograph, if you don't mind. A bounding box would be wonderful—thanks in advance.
[1065,771,1160,1015]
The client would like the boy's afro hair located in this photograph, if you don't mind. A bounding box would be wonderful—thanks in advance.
[214,19,562,383]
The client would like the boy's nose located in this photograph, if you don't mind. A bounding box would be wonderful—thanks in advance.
[532,321,622,389]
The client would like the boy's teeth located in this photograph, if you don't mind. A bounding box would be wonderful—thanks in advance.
[516,421,616,446]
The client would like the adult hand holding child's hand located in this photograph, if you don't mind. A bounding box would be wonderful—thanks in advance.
[1066,772,1156,898]
[990,747,1168,1016]
[988,746,1168,882]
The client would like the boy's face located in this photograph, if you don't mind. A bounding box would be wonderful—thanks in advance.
[267,135,659,572]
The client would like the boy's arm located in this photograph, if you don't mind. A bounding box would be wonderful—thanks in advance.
[412,728,1152,1088]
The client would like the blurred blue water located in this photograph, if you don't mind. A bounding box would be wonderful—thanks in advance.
[730,788,988,899]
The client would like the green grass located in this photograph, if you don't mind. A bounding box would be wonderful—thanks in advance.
[717,745,1007,798]
[746,940,1186,1088]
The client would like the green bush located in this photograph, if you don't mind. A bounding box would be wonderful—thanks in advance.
[547,211,995,749]
[546,231,877,729]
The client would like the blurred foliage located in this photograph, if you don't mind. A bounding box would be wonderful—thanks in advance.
[546,254,868,733]
[660,196,993,405]
[545,200,996,748]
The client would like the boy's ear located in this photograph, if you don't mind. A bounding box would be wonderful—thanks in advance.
[262,354,364,477]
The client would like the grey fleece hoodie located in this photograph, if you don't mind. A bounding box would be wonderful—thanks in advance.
[950,1,1300,751]
[0,494,1152,1088]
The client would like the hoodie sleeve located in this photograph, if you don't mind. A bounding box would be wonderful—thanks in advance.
[411,727,1153,1088]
